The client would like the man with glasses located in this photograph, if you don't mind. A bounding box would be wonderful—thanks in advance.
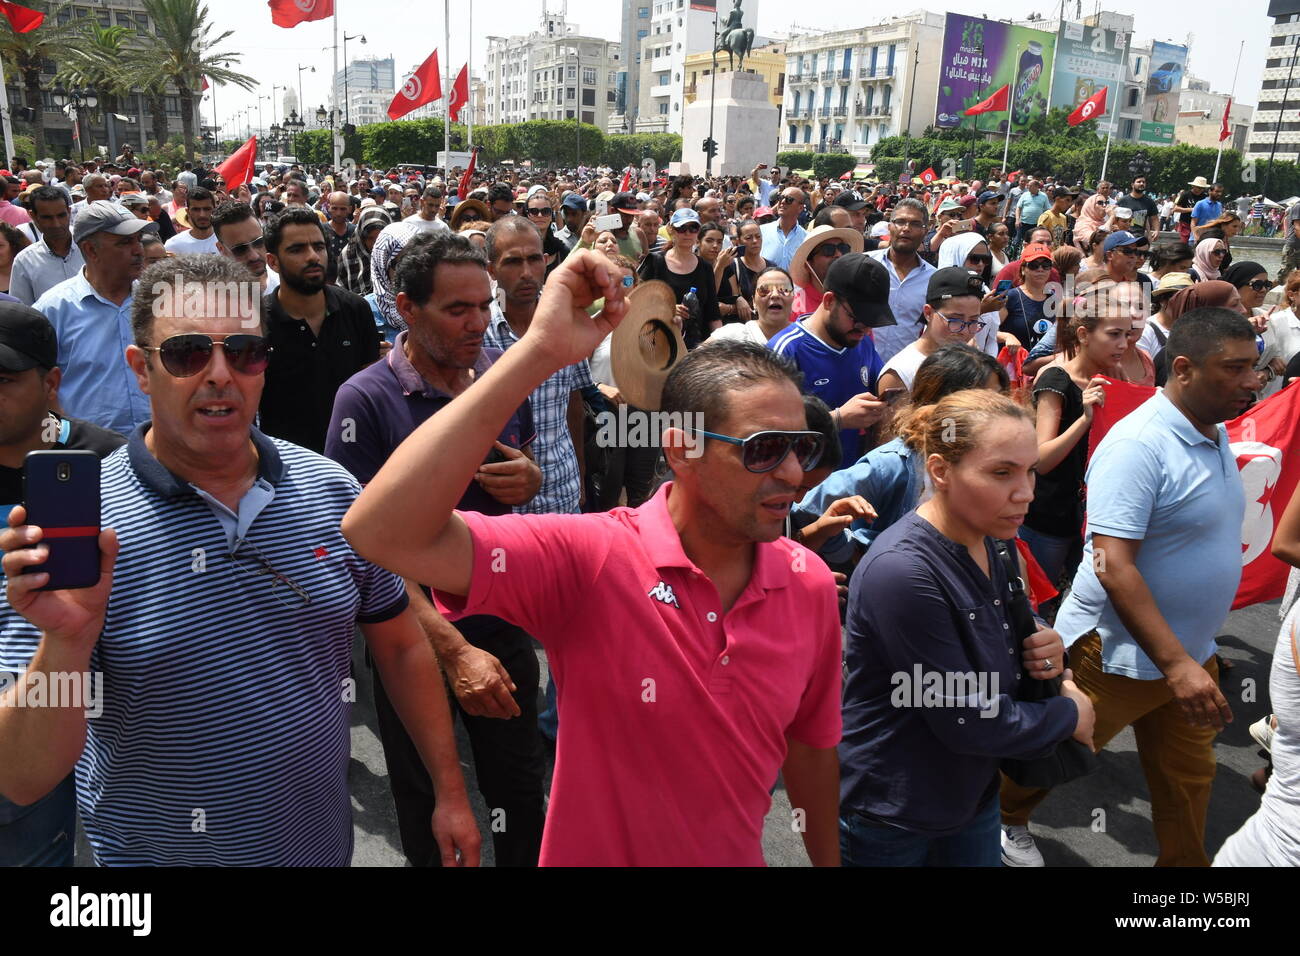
[761,188,808,271]
[214,201,278,294]
[0,253,480,866]
[869,197,937,363]
[1098,231,1153,293]
[33,202,157,435]
[341,254,844,865]
[770,253,894,468]
[260,208,379,454]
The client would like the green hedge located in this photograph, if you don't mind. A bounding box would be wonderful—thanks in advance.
[777,150,816,169]
[288,119,683,171]
[811,153,856,180]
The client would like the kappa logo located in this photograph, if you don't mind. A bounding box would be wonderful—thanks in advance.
[402,75,422,101]
[648,580,680,608]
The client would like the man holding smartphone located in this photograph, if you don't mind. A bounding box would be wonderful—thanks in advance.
[0,305,124,865]
[0,254,481,866]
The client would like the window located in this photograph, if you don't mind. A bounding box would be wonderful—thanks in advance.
[660,74,669,85]
[583,67,596,84]
[567,87,575,100]
[583,111,595,124]
[582,89,595,106]
[882,84,892,110]
[803,125,812,144]
[1127,87,1139,108]
[659,102,668,114]
[566,109,574,119]
[639,6,649,15]
[793,90,801,112]
[870,46,878,73]
[887,44,896,72]
[567,65,576,79]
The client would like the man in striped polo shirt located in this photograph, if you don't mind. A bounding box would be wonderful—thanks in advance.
[0,254,480,866]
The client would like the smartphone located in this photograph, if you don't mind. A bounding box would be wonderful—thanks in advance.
[592,212,624,232]
[594,198,610,216]
[720,234,733,251]
[483,446,508,467]
[949,219,973,234]
[995,279,1014,295]
[22,450,101,590]
[881,387,907,405]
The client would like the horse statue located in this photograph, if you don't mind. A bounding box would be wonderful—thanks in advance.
[715,0,754,72]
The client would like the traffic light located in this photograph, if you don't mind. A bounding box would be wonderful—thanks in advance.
[702,137,718,160]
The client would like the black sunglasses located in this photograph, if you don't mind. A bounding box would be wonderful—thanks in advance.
[525,206,553,218]
[1023,258,1052,270]
[695,428,825,473]
[966,253,992,265]
[226,235,265,257]
[141,333,272,378]
[675,222,700,233]
[1248,279,1273,292]
[815,242,851,257]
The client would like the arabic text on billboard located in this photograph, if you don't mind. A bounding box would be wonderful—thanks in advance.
[1049,20,1127,121]
[935,14,1057,135]
[1140,41,1188,146]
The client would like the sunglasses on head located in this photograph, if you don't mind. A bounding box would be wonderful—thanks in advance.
[694,428,825,474]
[141,333,272,378]
[815,242,851,258]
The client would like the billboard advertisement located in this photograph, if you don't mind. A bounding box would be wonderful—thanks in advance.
[1049,20,1128,124]
[935,13,1057,134]
[1140,40,1188,145]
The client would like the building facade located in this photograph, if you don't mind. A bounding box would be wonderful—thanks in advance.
[781,11,943,157]
[1177,83,1254,152]
[616,0,654,132]
[1247,2,1300,168]
[485,6,622,129]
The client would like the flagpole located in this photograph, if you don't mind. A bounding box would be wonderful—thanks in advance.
[467,2,473,149]
[1213,40,1244,184]
[1100,94,1114,185]
[0,58,14,168]
[332,4,341,170]
[443,0,450,171]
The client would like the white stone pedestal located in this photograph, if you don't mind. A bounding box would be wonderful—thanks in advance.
[681,70,778,177]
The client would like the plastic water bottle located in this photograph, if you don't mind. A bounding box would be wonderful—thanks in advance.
[683,286,701,332]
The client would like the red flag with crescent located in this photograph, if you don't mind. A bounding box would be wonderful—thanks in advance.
[449,64,469,123]
[388,49,442,121]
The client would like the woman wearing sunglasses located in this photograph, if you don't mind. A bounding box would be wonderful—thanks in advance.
[1222,261,1287,396]
[636,207,722,349]
[1191,237,1228,282]
[1000,243,1055,353]
[707,266,796,347]
[840,389,1093,866]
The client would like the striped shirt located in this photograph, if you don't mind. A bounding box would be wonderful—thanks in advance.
[0,426,408,865]
[484,302,592,514]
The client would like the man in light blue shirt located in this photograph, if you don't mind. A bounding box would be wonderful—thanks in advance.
[9,186,84,306]
[867,197,936,363]
[33,202,156,435]
[1191,183,1225,238]
[1000,307,1260,869]
[1013,180,1049,244]
[760,186,808,270]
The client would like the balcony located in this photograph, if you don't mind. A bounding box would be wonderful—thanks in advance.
[833,105,848,116]
[836,70,852,83]
[819,106,831,117]
[820,69,837,81]
[859,66,895,81]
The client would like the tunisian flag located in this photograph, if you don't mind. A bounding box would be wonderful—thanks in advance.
[1068,86,1108,127]
[1087,379,1300,610]
[0,1,44,32]
[964,84,1009,116]
[388,49,441,121]
[1220,97,1233,143]
[919,167,937,185]
[268,0,333,28]
[448,64,469,122]
[214,136,258,190]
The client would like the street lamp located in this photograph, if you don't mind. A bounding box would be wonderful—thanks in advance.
[52,85,98,160]
[283,109,304,157]
[269,122,283,158]
[343,33,365,128]
[296,64,315,120]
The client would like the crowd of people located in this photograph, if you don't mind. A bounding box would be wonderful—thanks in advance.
[0,146,1296,868]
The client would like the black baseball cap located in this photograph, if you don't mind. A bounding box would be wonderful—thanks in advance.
[825,254,895,328]
[927,266,986,305]
[1050,186,1073,200]
[611,191,640,214]
[0,301,58,372]
[832,191,868,211]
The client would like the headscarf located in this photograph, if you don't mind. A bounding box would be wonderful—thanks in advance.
[936,230,989,287]
[1164,280,1242,325]
[1073,193,1109,249]
[1222,260,1267,290]
[1193,237,1225,282]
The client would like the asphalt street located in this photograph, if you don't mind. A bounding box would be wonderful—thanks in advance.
[71,599,1285,867]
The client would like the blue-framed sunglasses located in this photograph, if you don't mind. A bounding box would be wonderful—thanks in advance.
[693,429,825,473]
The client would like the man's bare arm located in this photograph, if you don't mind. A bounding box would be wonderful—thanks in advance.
[782,738,840,866]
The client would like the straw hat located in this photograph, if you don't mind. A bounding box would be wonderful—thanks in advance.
[609,280,686,411]
[788,225,864,288]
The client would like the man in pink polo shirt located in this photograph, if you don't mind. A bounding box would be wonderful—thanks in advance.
[344,251,843,866]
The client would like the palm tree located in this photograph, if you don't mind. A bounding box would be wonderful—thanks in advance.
[52,23,135,159]
[135,0,255,161]
[0,2,82,157]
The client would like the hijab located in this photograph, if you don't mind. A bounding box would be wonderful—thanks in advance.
[936,231,990,288]
[1193,237,1225,282]
[1073,193,1109,249]
[1164,280,1241,325]
[1222,260,1266,291]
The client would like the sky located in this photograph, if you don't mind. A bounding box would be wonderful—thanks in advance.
[204,0,1275,141]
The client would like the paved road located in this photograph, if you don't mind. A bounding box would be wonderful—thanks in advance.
[71,600,1284,867]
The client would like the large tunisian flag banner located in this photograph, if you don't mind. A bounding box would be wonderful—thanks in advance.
[1086,379,1300,610]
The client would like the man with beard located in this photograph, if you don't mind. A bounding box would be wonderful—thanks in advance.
[214,201,279,294]
[768,253,894,468]
[164,186,219,255]
[1115,176,1160,245]
[32,203,156,434]
[260,208,379,452]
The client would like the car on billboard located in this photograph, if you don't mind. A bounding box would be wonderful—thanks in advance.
[1148,61,1182,94]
